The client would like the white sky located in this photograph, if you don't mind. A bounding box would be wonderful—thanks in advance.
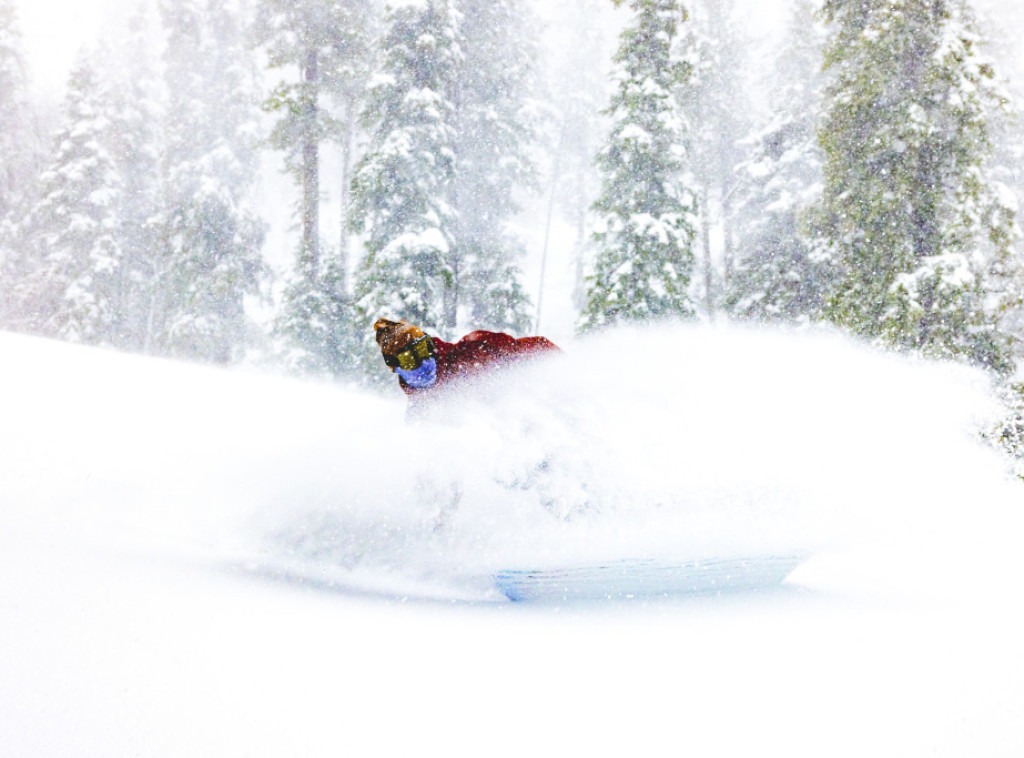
[15,0,139,97]
[15,0,792,100]
[16,0,1023,104]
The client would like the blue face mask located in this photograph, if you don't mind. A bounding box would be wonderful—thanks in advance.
[396,357,438,388]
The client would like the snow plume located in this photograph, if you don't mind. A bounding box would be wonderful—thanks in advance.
[1,324,1019,602]
[261,322,1017,601]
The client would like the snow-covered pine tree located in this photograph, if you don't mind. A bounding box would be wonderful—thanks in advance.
[350,0,462,344]
[725,0,828,322]
[975,5,1024,356]
[99,5,166,352]
[818,0,1016,372]
[450,0,536,334]
[322,0,375,265]
[0,0,38,329]
[157,0,265,364]
[0,0,32,221]
[579,0,697,331]
[678,0,750,315]
[15,55,124,344]
[254,0,373,377]
[352,0,538,356]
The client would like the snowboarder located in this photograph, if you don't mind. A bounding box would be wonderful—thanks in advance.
[373,318,560,416]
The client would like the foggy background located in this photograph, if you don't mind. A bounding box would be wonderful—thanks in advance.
[1,0,1021,371]
[10,0,1024,352]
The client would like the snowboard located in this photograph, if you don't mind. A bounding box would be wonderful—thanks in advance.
[493,554,807,602]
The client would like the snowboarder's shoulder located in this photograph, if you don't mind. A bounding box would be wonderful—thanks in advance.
[514,335,559,353]
[457,330,515,345]
[456,331,559,353]
[447,331,519,359]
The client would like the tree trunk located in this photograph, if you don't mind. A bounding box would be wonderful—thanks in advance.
[701,185,714,319]
[572,197,588,314]
[537,124,566,333]
[339,98,354,285]
[301,48,320,281]
[721,179,735,288]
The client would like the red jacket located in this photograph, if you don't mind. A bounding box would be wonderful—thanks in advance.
[399,329,559,399]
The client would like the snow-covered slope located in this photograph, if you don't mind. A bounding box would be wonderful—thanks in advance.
[2,325,1023,756]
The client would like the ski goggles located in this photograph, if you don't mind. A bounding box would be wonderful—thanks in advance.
[384,335,437,371]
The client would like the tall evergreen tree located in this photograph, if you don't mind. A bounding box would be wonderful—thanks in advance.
[15,55,124,344]
[976,5,1024,354]
[8,15,166,351]
[157,0,265,364]
[817,0,1016,371]
[352,0,537,353]
[254,0,374,376]
[451,0,536,333]
[323,0,375,264]
[678,0,749,315]
[579,0,697,331]
[0,0,32,220]
[0,0,38,328]
[725,0,828,322]
[351,0,461,344]
[100,5,166,352]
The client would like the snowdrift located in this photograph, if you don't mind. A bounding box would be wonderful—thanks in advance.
[1,323,1018,603]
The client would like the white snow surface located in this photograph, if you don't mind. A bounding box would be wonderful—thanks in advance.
[3,324,1024,756]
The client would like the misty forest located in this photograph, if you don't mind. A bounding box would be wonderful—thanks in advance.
[4,0,1024,438]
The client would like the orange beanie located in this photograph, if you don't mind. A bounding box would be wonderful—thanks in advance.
[373,318,426,357]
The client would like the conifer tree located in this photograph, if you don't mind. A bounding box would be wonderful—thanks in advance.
[451,0,536,333]
[0,0,32,221]
[818,0,1016,371]
[679,0,750,315]
[157,0,265,364]
[254,0,373,376]
[579,0,697,331]
[352,0,537,354]
[0,0,37,329]
[324,1,375,264]
[8,16,165,350]
[100,6,166,352]
[16,55,124,344]
[725,0,828,322]
[977,6,1024,354]
[350,0,461,350]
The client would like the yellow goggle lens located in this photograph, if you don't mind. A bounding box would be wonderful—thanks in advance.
[394,337,434,371]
